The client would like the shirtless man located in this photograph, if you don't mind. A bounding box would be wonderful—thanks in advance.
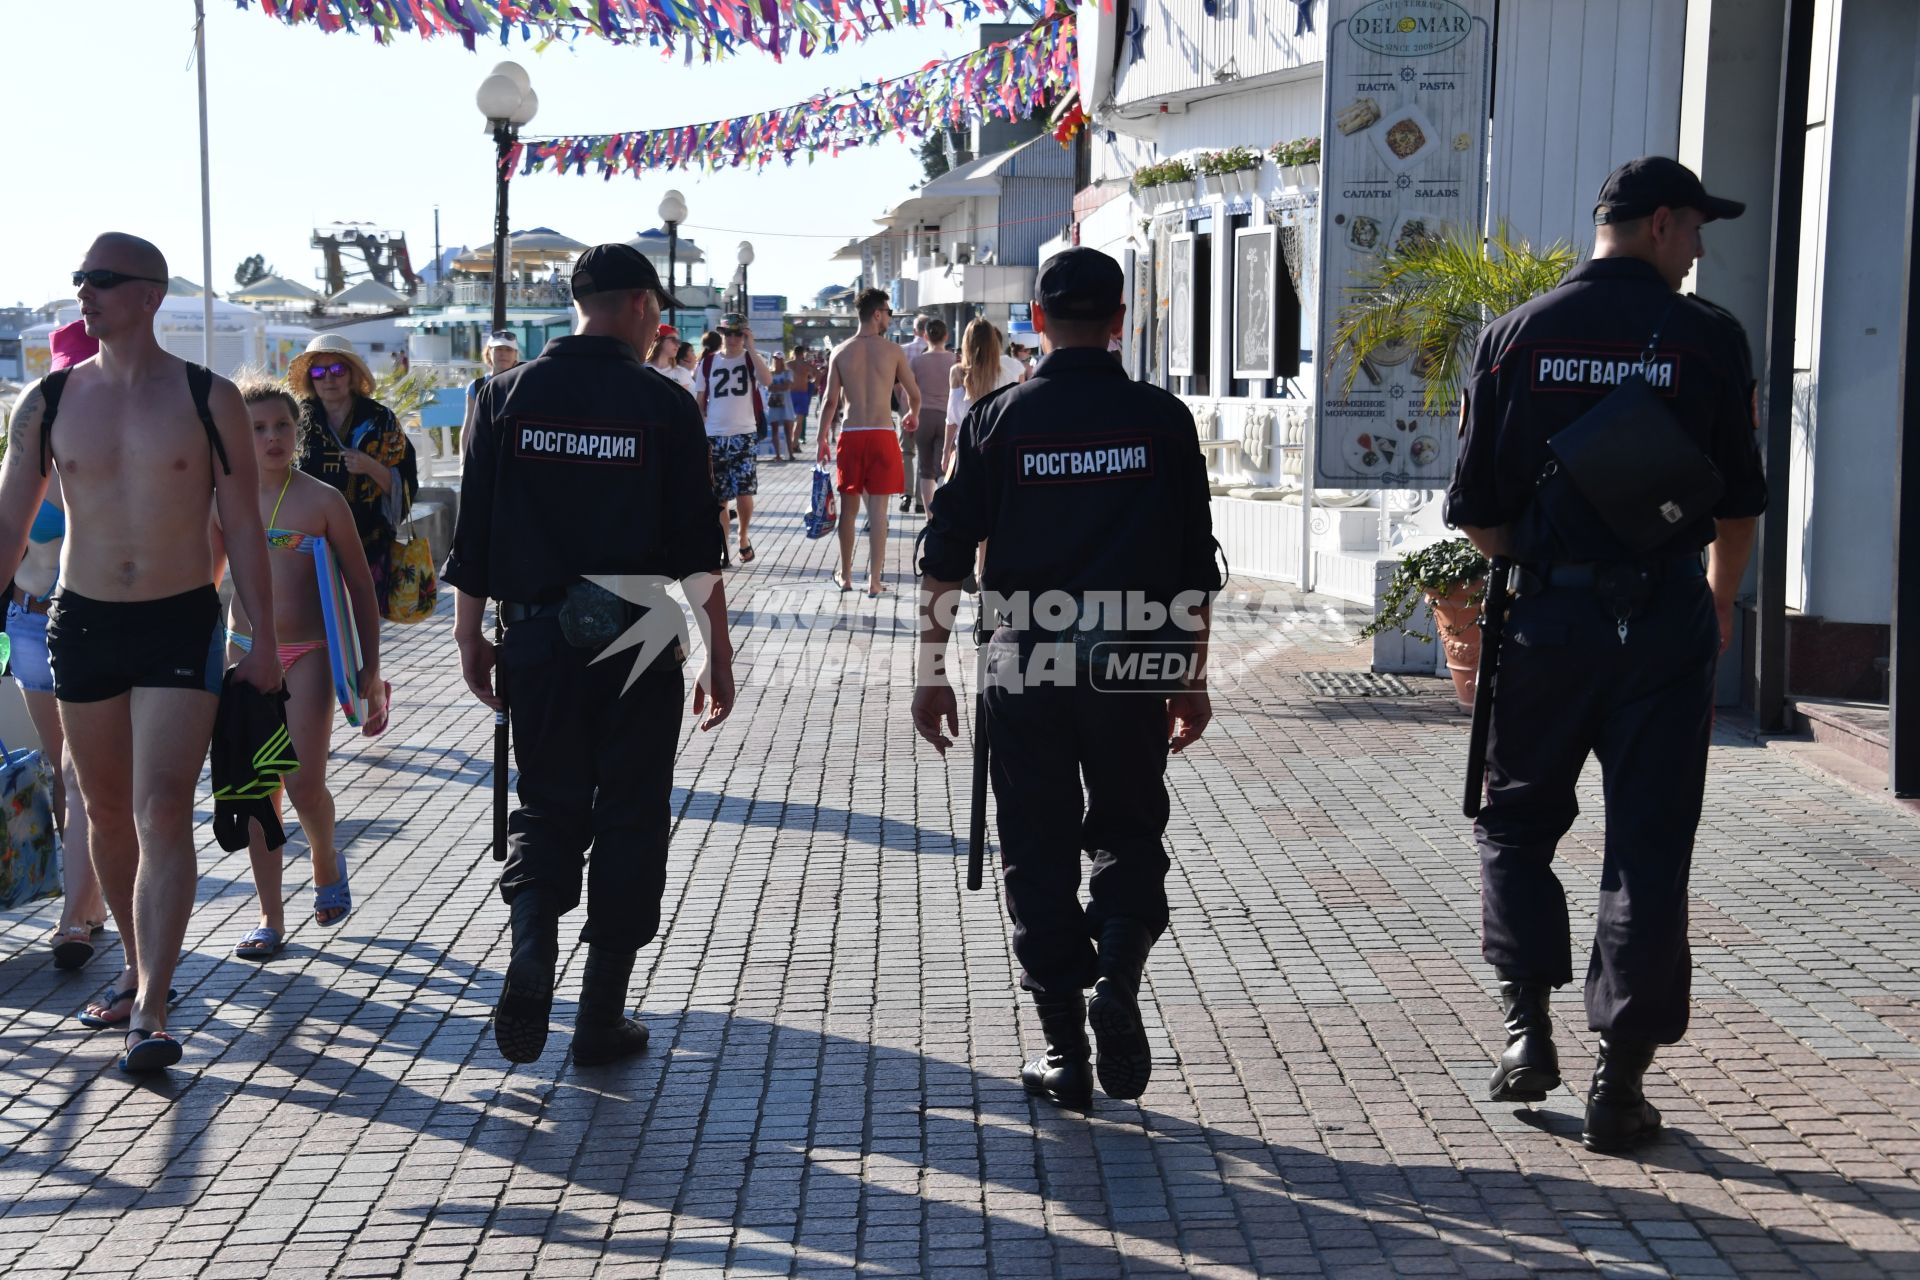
[818,288,919,596]
[0,233,281,1073]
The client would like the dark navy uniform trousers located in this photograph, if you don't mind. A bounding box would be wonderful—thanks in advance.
[1477,566,1718,1044]
[497,615,683,954]
[984,630,1172,995]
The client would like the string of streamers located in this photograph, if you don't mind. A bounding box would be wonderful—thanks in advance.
[237,0,1076,64]
[514,16,1075,178]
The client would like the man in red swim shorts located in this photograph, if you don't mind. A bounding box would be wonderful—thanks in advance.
[817,288,919,596]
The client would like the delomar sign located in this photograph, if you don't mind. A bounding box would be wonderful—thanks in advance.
[1314,0,1492,490]
[1348,0,1475,56]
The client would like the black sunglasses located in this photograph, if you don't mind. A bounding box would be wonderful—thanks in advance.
[72,269,167,290]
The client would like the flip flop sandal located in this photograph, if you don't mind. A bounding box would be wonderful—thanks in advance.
[362,681,394,738]
[51,924,97,971]
[234,926,285,961]
[738,543,756,563]
[77,986,179,1030]
[314,864,352,928]
[119,1029,183,1074]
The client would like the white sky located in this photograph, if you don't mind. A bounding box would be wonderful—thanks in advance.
[1,1,980,309]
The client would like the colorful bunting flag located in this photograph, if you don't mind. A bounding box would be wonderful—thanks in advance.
[513,17,1077,178]
[237,0,1076,63]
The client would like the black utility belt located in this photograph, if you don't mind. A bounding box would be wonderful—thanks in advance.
[498,599,563,625]
[500,582,640,650]
[1506,556,1704,621]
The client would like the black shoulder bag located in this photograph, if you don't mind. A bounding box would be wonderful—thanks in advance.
[1543,303,1723,554]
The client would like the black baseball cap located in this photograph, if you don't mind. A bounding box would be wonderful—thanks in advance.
[570,243,682,307]
[1593,156,1745,225]
[1036,247,1124,321]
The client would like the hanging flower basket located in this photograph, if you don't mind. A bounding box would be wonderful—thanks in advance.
[1134,158,1199,208]
[1196,147,1264,201]
[1152,179,1196,206]
[1279,162,1319,190]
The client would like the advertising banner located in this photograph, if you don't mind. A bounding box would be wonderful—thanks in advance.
[1314,0,1493,489]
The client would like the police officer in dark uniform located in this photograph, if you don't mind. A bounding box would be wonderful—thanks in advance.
[913,248,1222,1109]
[443,243,737,1067]
[1446,158,1767,1152]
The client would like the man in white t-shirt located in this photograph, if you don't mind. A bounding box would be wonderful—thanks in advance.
[697,315,771,566]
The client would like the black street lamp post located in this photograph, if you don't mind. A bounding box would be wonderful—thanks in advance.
[659,189,688,328]
[476,61,539,338]
[736,240,755,318]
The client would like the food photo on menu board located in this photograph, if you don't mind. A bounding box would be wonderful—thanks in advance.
[1314,0,1493,490]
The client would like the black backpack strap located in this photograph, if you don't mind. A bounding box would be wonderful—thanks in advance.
[36,368,73,477]
[185,363,232,476]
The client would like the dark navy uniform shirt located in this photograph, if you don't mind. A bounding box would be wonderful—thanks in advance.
[919,347,1222,602]
[441,334,723,603]
[1445,256,1768,561]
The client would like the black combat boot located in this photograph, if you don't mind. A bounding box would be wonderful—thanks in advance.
[1582,1037,1662,1153]
[1488,981,1561,1102]
[573,947,651,1067]
[1088,918,1156,1101]
[1020,991,1093,1109]
[495,894,559,1064]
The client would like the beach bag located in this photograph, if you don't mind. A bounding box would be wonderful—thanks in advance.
[803,433,838,539]
[0,735,59,910]
[383,521,438,624]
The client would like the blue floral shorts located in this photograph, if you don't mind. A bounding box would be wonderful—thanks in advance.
[708,433,759,500]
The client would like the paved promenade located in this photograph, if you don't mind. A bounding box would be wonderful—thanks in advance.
[3,460,1920,1278]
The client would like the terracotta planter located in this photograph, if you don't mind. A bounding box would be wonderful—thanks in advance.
[1426,582,1485,707]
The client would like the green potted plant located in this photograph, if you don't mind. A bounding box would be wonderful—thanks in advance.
[1330,223,1577,414]
[1196,146,1265,199]
[1269,135,1321,186]
[1359,537,1491,706]
[1133,157,1197,206]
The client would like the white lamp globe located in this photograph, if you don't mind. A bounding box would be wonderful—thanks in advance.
[737,241,756,267]
[476,74,522,121]
[510,89,539,126]
[490,61,531,94]
[659,190,688,225]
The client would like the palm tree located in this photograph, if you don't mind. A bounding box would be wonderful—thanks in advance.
[1330,224,1578,415]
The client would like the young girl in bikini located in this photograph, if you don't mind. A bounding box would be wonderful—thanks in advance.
[212,378,387,959]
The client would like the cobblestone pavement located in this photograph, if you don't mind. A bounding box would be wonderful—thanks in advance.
[3,459,1920,1278]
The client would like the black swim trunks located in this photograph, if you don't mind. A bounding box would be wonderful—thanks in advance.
[47,585,224,703]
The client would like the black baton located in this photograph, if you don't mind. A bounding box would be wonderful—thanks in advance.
[967,623,990,891]
[1463,557,1510,818]
[492,614,511,861]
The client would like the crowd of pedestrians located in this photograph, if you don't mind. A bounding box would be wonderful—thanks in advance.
[6,170,1754,1168]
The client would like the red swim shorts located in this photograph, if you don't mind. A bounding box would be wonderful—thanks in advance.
[835,429,905,496]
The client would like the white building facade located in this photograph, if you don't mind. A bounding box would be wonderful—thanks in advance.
[1071,0,1920,735]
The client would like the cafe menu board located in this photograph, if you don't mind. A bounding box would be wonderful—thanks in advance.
[1314,0,1492,489]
